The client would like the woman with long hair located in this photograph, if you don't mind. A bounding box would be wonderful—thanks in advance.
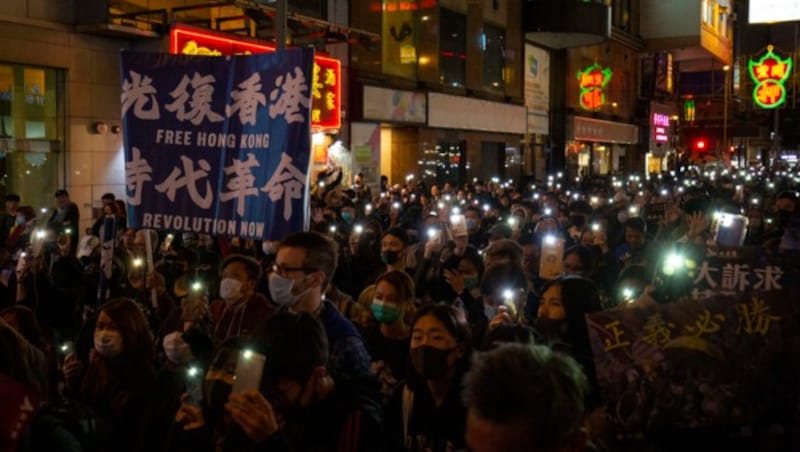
[386,304,473,451]
[63,298,156,451]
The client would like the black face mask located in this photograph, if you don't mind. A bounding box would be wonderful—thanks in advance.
[381,250,400,265]
[535,317,566,341]
[777,209,793,227]
[570,215,587,228]
[410,345,454,380]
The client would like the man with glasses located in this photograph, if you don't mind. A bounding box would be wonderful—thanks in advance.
[271,231,373,381]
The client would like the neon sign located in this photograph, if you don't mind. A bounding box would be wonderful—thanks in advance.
[683,99,696,122]
[577,63,612,110]
[748,45,792,109]
[170,24,341,130]
[652,113,670,143]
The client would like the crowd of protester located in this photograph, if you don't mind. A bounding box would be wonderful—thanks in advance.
[1,162,800,451]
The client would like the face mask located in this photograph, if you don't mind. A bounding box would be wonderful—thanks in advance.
[380,250,401,266]
[219,278,244,304]
[163,331,192,365]
[15,216,24,226]
[269,273,309,307]
[371,299,401,324]
[410,345,455,380]
[341,212,354,224]
[465,219,478,232]
[777,210,793,227]
[535,317,566,341]
[262,241,278,256]
[617,211,629,224]
[463,276,479,291]
[94,330,123,358]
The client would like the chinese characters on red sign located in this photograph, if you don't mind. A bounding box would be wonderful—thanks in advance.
[577,63,612,111]
[748,45,792,109]
[170,24,341,130]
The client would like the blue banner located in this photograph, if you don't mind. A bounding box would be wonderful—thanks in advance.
[120,48,314,240]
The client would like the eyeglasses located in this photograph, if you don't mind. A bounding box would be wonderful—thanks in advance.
[272,263,318,277]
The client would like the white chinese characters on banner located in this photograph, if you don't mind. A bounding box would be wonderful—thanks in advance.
[261,153,306,221]
[220,153,261,217]
[269,67,311,124]
[154,156,213,209]
[123,67,311,127]
[121,70,160,120]
[165,72,224,125]
[125,147,153,206]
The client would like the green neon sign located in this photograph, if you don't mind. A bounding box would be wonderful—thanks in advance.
[748,45,792,109]
[577,63,612,110]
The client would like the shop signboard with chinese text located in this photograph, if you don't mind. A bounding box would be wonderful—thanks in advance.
[577,63,612,111]
[588,247,800,439]
[120,48,314,240]
[748,45,792,110]
[170,24,340,130]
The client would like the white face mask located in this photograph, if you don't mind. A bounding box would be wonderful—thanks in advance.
[94,331,123,358]
[269,273,310,307]
[219,278,244,304]
[617,211,629,224]
[162,331,192,365]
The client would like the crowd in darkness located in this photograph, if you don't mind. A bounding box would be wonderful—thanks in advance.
[2,163,800,451]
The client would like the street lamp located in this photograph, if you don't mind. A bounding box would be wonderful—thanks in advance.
[722,64,730,164]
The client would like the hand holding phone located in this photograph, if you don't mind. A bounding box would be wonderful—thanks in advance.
[233,349,266,394]
[185,365,204,406]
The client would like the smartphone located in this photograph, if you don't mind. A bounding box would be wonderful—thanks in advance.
[449,214,467,237]
[185,365,204,406]
[60,341,75,355]
[539,236,565,280]
[232,349,266,394]
[714,213,749,247]
[427,227,442,244]
[501,288,526,322]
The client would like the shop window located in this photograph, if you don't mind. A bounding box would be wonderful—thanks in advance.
[612,0,631,31]
[439,9,466,88]
[0,63,62,215]
[422,140,465,187]
[482,24,505,92]
[0,66,12,139]
[289,0,327,19]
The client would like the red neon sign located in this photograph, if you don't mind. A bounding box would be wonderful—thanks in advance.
[170,24,341,130]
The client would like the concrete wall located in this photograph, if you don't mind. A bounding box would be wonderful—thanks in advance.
[639,0,700,39]
[0,11,160,234]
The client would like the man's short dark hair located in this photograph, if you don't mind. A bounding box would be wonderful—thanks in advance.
[221,254,262,282]
[463,343,588,451]
[624,217,647,233]
[254,311,328,384]
[101,193,116,201]
[484,239,523,267]
[279,231,339,291]
[4,194,20,203]
[54,189,69,198]
[383,227,409,246]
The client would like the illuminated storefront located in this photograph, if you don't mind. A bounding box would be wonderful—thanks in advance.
[566,116,639,178]
[645,103,678,174]
[0,64,61,210]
